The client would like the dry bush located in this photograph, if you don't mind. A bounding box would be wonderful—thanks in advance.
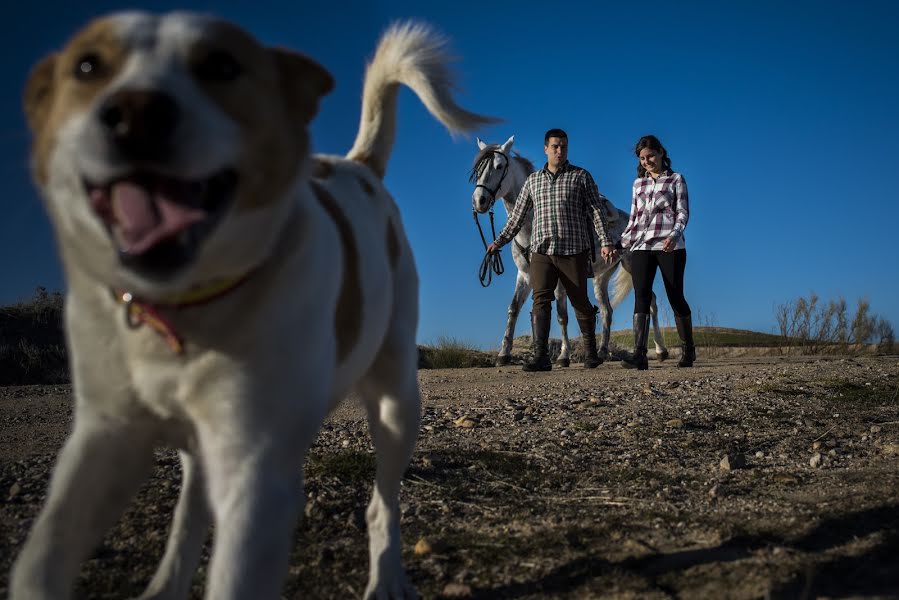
[774,293,895,354]
[0,287,69,385]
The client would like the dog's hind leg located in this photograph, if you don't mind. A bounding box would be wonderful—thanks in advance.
[357,311,421,599]
[10,413,156,600]
[135,450,210,600]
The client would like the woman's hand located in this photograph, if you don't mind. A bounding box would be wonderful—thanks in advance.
[662,237,676,252]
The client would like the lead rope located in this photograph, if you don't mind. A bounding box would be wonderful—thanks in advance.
[474,208,504,287]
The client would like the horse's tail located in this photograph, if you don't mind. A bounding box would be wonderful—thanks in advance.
[610,263,633,308]
[346,22,497,179]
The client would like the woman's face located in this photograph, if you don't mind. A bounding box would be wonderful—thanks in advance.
[639,147,665,175]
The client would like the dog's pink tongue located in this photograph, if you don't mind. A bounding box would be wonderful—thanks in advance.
[111,181,207,254]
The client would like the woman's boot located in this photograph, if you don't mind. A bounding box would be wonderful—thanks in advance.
[675,314,696,368]
[621,313,650,370]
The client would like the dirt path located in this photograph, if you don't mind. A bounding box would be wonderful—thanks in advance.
[2,355,898,599]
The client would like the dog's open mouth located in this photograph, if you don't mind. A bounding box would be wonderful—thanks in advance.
[85,169,238,276]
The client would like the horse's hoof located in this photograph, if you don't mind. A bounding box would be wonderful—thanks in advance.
[657,350,669,361]
[556,358,570,368]
[495,355,512,366]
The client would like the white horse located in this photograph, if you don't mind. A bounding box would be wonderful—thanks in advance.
[470,136,668,366]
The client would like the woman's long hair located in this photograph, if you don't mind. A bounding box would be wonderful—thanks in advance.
[635,135,672,177]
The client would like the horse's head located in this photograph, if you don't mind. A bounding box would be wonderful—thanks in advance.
[470,136,514,214]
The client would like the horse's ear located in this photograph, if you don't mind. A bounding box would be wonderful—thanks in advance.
[477,137,487,150]
[500,135,514,154]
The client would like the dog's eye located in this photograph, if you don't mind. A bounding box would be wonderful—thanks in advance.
[194,51,242,82]
[74,53,104,80]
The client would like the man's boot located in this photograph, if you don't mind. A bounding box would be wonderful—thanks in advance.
[578,311,602,369]
[523,310,552,372]
[621,313,650,370]
[675,314,696,368]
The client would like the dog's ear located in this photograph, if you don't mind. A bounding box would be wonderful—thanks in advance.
[271,48,334,124]
[23,54,58,135]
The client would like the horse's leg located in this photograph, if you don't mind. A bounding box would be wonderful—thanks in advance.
[554,282,571,367]
[496,271,531,366]
[593,264,616,362]
[649,292,669,360]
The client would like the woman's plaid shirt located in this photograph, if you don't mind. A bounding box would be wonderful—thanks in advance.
[493,161,613,255]
[621,170,690,251]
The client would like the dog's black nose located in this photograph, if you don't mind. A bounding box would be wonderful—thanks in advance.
[99,90,179,161]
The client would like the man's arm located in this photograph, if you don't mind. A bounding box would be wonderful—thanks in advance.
[489,178,533,251]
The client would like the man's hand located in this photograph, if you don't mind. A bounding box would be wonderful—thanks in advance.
[487,243,500,254]
[600,245,618,264]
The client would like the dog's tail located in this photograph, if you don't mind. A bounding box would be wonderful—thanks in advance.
[610,263,634,309]
[347,22,497,179]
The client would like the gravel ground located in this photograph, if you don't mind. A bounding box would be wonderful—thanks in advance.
[2,354,898,599]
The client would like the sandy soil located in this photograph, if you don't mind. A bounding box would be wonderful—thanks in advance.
[2,354,898,599]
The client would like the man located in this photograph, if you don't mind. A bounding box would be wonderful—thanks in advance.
[488,129,618,371]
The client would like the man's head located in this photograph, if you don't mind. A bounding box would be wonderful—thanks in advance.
[543,128,568,171]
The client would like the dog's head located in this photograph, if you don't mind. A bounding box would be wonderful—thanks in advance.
[24,12,334,297]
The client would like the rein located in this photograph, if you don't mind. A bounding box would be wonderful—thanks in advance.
[472,151,510,287]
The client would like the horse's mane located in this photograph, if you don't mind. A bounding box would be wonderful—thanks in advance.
[468,145,535,183]
[468,145,501,183]
[512,154,535,175]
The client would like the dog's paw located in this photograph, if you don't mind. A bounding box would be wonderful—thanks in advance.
[363,577,419,600]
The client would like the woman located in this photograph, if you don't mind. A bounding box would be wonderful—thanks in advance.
[620,135,694,370]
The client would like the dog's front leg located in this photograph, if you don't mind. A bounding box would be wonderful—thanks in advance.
[197,419,311,600]
[10,413,156,600]
[136,449,210,600]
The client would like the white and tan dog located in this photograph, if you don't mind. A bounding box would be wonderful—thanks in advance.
[12,11,492,600]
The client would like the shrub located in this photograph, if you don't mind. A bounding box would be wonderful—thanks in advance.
[0,287,69,385]
[419,336,494,369]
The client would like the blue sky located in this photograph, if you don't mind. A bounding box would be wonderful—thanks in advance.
[3,0,898,349]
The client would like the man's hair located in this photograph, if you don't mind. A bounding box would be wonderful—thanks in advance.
[544,128,568,144]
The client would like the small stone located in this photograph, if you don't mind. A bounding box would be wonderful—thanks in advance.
[720,453,746,471]
[870,425,882,434]
[341,439,350,448]
[810,453,823,468]
[827,449,838,457]
[825,439,837,448]
[414,538,433,556]
[561,429,572,437]
[755,451,764,459]
[442,582,473,598]
[882,443,899,456]
[454,416,478,429]
[812,441,823,451]
[708,484,720,498]
[665,418,685,429]
[8,482,21,499]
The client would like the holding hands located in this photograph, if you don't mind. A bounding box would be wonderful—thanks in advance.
[601,245,618,263]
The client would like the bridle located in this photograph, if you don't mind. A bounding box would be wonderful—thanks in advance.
[471,150,510,287]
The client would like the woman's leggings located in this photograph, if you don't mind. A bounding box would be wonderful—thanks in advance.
[630,249,691,317]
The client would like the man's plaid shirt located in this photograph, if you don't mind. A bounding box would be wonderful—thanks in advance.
[621,170,690,251]
[493,161,613,255]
